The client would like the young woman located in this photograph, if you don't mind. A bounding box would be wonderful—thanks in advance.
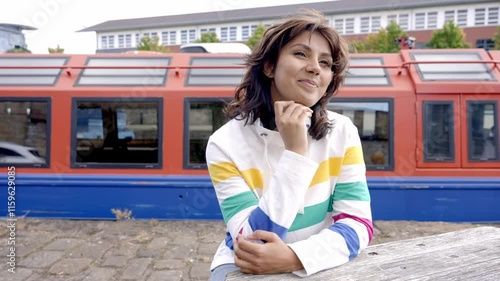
[206,9,373,280]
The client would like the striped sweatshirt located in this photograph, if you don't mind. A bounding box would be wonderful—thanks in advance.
[206,111,373,277]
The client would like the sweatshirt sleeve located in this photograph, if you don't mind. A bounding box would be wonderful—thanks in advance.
[206,136,319,245]
[288,119,373,277]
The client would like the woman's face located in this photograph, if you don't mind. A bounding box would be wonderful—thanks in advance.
[267,31,334,108]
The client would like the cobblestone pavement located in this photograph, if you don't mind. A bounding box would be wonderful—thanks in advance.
[0,219,498,281]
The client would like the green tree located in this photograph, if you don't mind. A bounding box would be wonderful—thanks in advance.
[48,44,64,53]
[136,35,169,53]
[360,22,407,53]
[349,41,367,53]
[196,32,221,43]
[245,25,266,50]
[6,47,31,53]
[492,26,500,50]
[426,21,471,49]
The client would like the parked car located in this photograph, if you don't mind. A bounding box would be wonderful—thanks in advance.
[0,141,45,164]
[180,43,251,54]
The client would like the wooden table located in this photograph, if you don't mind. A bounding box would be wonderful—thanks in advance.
[226,226,500,281]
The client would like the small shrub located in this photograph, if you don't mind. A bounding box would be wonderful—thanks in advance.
[111,208,132,220]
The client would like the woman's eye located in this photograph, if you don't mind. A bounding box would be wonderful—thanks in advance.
[320,61,332,67]
[294,51,306,57]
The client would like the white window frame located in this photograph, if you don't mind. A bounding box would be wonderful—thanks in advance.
[125,34,131,48]
[118,34,124,48]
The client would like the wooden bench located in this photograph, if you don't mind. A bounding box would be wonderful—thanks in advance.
[226,226,500,281]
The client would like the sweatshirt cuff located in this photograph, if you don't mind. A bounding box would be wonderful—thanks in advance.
[279,150,318,179]
[288,240,316,277]
[278,150,318,214]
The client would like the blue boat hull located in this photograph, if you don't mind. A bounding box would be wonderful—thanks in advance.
[2,174,499,222]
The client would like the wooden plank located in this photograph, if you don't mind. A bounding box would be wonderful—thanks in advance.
[226,226,500,281]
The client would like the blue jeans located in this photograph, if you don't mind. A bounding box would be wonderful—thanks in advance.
[209,263,240,281]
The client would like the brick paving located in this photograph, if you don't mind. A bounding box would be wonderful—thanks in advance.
[0,218,498,281]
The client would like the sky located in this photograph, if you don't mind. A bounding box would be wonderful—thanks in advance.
[2,0,334,54]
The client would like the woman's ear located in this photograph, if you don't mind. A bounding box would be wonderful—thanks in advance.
[264,62,274,78]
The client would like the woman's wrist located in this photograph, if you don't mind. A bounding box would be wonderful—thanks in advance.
[287,246,304,272]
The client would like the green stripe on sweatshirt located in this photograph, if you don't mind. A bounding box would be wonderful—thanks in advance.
[289,197,332,232]
[220,191,258,223]
[333,181,370,202]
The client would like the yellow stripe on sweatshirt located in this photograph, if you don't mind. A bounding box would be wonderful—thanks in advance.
[343,146,364,165]
[309,146,364,187]
[208,162,263,190]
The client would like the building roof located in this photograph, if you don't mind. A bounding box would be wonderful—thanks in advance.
[79,0,493,33]
[0,23,36,31]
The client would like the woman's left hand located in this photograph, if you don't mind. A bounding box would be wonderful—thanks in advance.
[234,230,303,274]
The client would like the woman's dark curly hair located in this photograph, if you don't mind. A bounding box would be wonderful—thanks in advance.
[225,8,349,140]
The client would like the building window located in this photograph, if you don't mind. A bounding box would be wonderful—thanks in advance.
[108,35,114,49]
[475,8,486,25]
[476,39,495,50]
[371,16,381,33]
[488,7,499,25]
[399,14,409,30]
[415,13,425,30]
[201,27,216,35]
[0,99,50,167]
[161,31,168,45]
[334,18,354,34]
[387,14,397,24]
[72,99,162,168]
[328,99,393,170]
[169,31,176,45]
[181,30,188,44]
[457,9,468,27]
[423,101,455,162]
[125,34,132,47]
[221,27,228,41]
[388,13,410,30]
[467,101,498,161]
[444,10,455,24]
[184,99,228,168]
[118,35,124,48]
[242,25,250,40]
[444,9,468,27]
[101,36,107,49]
[361,17,369,33]
[229,26,237,41]
[187,29,196,43]
[251,25,257,35]
[415,11,439,30]
[345,18,354,34]
[135,33,140,45]
[387,14,409,30]
[427,12,437,29]
[334,19,344,34]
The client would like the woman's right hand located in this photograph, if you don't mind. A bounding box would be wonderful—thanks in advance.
[274,101,313,156]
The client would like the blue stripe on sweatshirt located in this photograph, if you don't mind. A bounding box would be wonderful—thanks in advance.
[329,222,360,260]
[224,232,234,250]
[248,207,288,239]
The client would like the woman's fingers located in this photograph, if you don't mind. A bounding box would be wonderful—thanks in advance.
[274,100,295,118]
[273,101,311,155]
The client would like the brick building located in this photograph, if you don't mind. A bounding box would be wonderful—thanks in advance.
[80,0,499,53]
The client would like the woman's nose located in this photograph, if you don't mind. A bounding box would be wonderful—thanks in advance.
[305,60,320,75]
